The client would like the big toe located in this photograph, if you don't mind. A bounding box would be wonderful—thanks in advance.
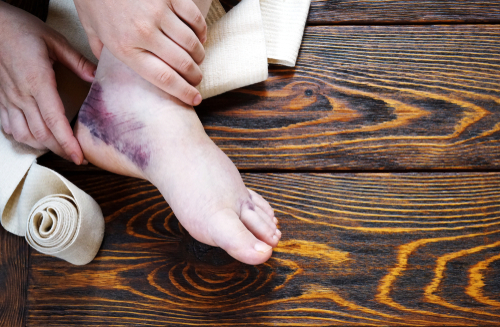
[207,208,275,265]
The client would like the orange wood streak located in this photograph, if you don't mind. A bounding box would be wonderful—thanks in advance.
[467,253,500,307]
[182,264,245,292]
[126,202,166,241]
[194,266,236,284]
[211,85,489,147]
[377,231,500,324]
[424,242,500,318]
[250,182,500,217]
[274,240,350,264]
[206,77,431,135]
[23,172,500,325]
[0,226,29,326]
[104,193,164,223]
[272,206,500,233]
[217,0,500,25]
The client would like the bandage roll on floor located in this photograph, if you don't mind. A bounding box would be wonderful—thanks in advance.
[0,0,311,265]
[0,131,104,265]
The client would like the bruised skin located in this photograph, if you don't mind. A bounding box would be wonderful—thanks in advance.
[79,82,151,170]
[74,48,281,265]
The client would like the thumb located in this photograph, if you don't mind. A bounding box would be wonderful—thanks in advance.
[49,34,97,83]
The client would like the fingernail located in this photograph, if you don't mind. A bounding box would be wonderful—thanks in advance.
[254,242,272,253]
[202,36,207,44]
[82,159,89,165]
[71,153,81,165]
[92,70,96,77]
[193,94,202,106]
[276,229,282,237]
[273,217,278,224]
[273,235,279,241]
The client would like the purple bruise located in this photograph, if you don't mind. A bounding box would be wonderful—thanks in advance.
[78,82,151,170]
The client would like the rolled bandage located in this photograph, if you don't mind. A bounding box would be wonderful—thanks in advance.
[28,196,79,247]
[0,135,105,265]
[26,194,103,266]
[198,0,312,99]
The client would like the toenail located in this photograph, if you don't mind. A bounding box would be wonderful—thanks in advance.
[255,242,272,253]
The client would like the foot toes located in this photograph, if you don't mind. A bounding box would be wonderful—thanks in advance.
[255,205,277,230]
[240,203,279,246]
[208,209,274,265]
[248,189,275,218]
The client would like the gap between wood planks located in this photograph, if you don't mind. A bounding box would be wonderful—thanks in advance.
[241,169,500,174]
[308,20,500,26]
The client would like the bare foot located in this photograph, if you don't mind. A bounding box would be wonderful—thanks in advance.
[74,48,281,265]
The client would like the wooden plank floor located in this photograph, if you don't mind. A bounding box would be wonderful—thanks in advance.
[1,0,500,326]
[197,25,500,170]
[24,172,500,326]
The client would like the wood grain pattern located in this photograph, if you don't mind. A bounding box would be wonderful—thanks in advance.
[1,1,499,327]
[27,172,500,326]
[0,227,29,327]
[220,0,500,24]
[5,0,500,26]
[308,0,500,24]
[194,25,500,170]
[33,24,500,172]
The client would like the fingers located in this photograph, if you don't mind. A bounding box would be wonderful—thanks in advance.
[32,72,84,164]
[161,10,205,65]
[130,50,202,106]
[48,34,97,82]
[22,98,67,158]
[152,31,202,86]
[7,106,45,150]
[171,0,207,44]
[2,97,70,159]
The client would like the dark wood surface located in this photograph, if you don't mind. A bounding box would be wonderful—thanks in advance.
[1,0,500,326]
[4,0,500,24]
[0,228,29,327]
[26,172,500,326]
[307,0,500,24]
[40,25,500,171]
[220,0,500,24]
[196,25,500,170]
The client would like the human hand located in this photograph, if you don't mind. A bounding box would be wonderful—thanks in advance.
[0,2,96,164]
[74,0,207,106]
